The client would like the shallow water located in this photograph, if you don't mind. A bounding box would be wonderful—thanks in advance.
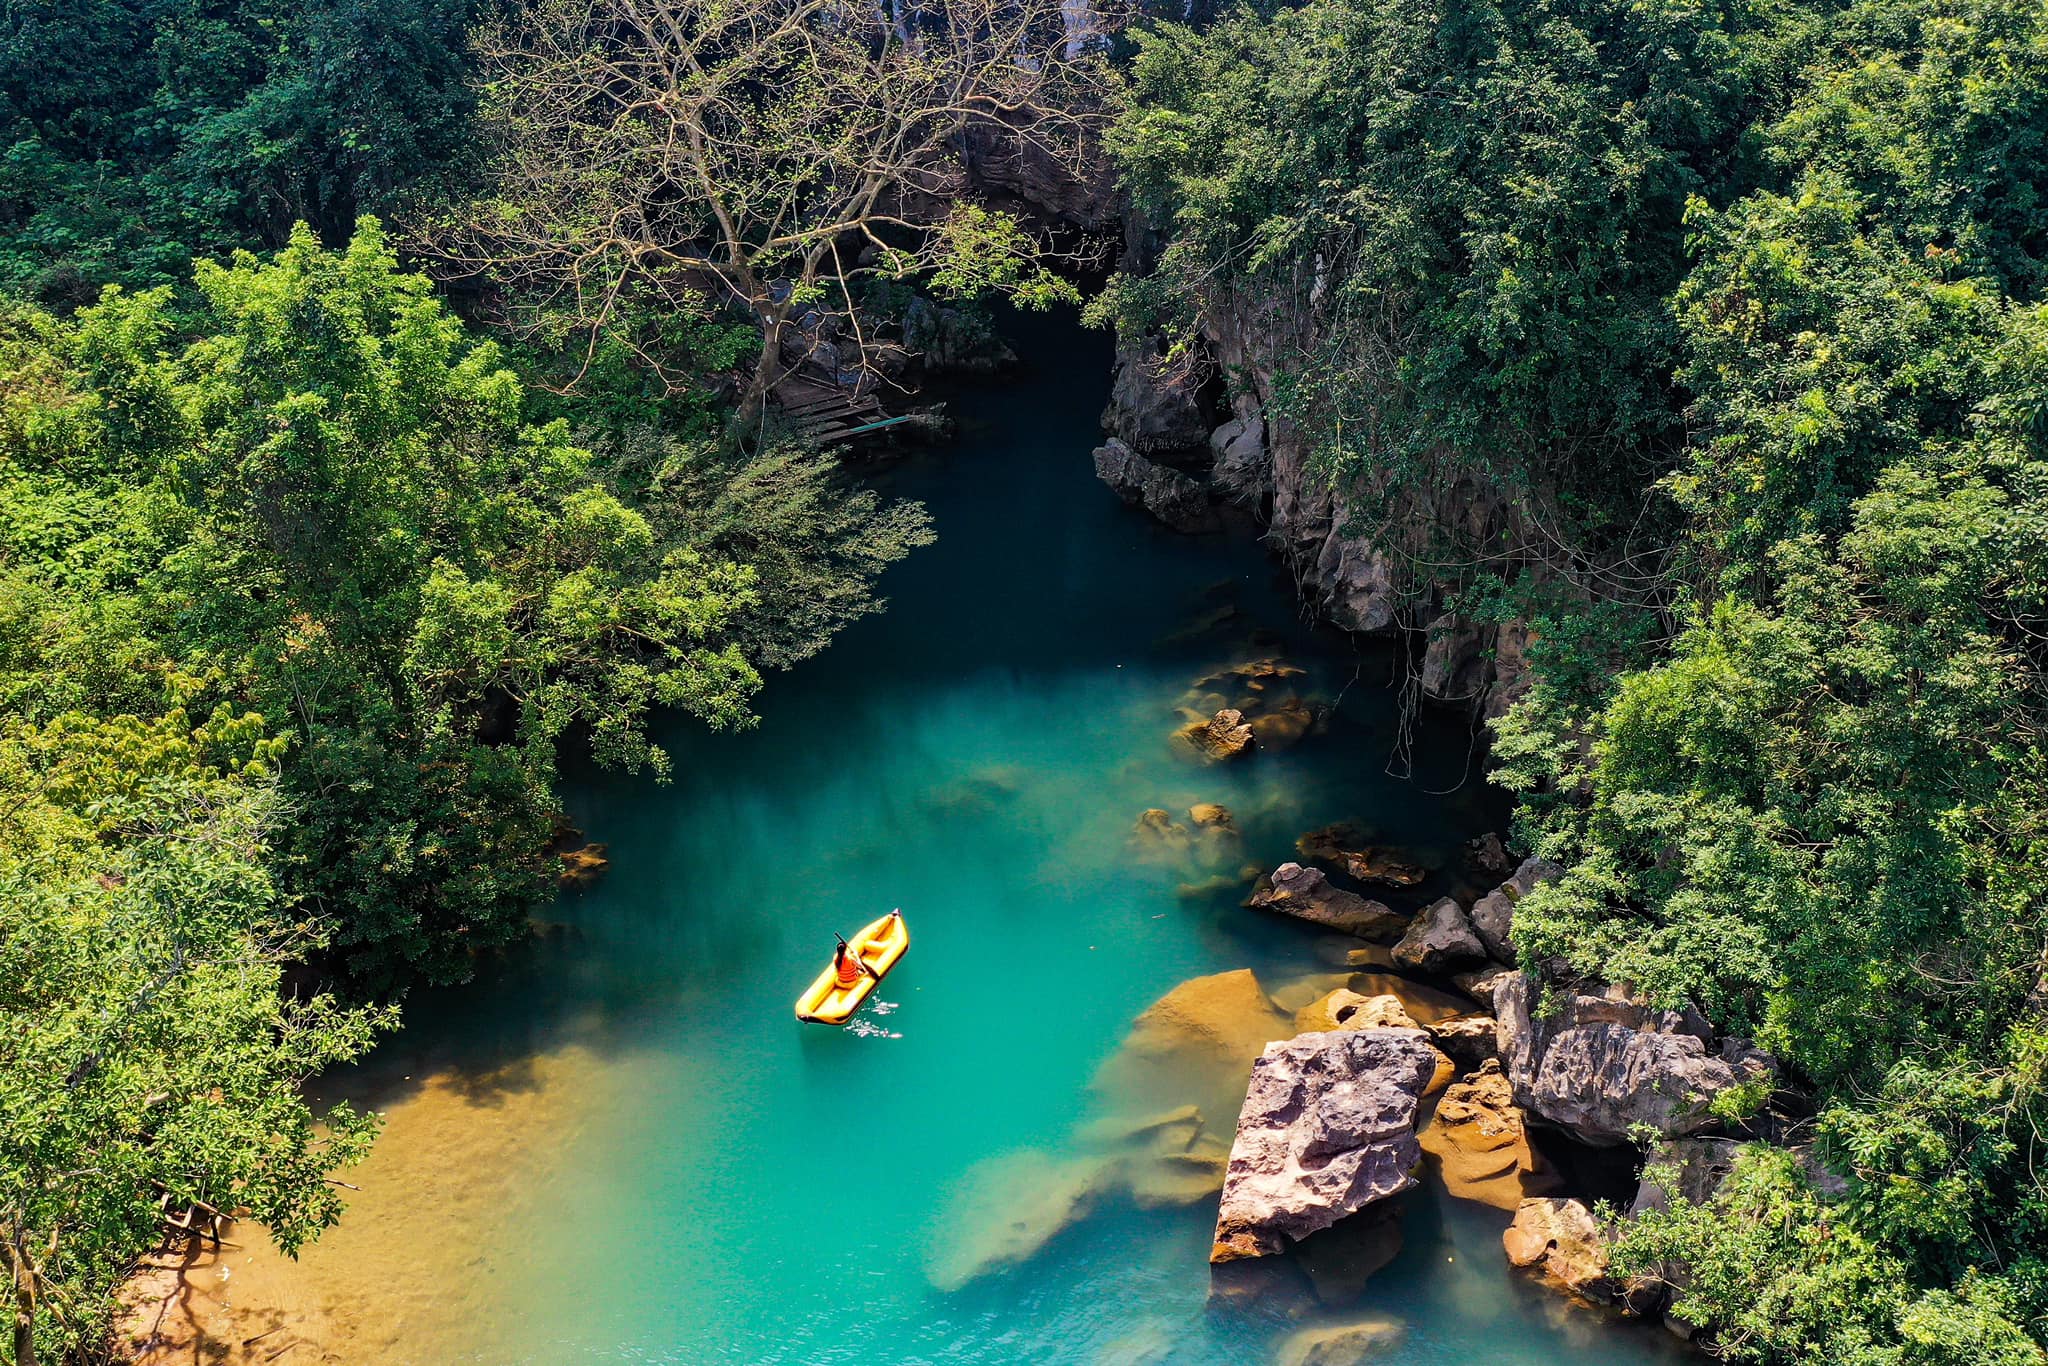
[205,312,1691,1365]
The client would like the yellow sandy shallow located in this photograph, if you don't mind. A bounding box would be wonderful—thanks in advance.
[795,910,910,1024]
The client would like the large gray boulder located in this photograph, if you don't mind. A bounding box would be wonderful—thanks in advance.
[1094,438,1219,533]
[1468,856,1563,963]
[1246,863,1405,939]
[1210,1028,1442,1262]
[1390,897,1486,972]
[1102,334,1211,453]
[1207,414,1270,502]
[1494,974,1775,1147]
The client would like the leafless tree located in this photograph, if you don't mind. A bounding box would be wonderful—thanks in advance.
[420,0,1121,434]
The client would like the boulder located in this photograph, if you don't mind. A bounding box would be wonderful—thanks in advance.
[1424,1014,1499,1069]
[1503,1198,1626,1306]
[1293,988,1381,1035]
[1246,863,1405,939]
[1117,969,1292,1074]
[1345,972,1474,1026]
[1095,438,1219,533]
[1418,1059,1557,1210]
[1295,823,1426,887]
[1469,855,1564,963]
[1210,1028,1442,1262]
[1391,897,1486,972]
[1274,1316,1406,1365]
[1102,334,1212,454]
[1452,963,1516,1005]
[1181,707,1254,761]
[1189,802,1236,830]
[1494,973,1777,1146]
[1629,1137,1742,1218]
[1208,414,1271,503]
[1465,832,1512,877]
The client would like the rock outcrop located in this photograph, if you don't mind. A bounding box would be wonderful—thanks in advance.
[1102,334,1212,454]
[1503,1198,1628,1305]
[1211,1028,1443,1262]
[1391,897,1486,973]
[1095,438,1219,533]
[1418,1060,1557,1210]
[1246,863,1405,938]
[1295,823,1426,887]
[1468,855,1563,963]
[1494,973,1776,1146]
[1208,414,1270,503]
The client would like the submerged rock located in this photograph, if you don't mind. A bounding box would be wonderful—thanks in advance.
[1495,973,1777,1146]
[1469,855,1563,963]
[1391,896,1486,972]
[926,1148,1103,1291]
[1210,1028,1442,1262]
[1274,1315,1406,1365]
[1290,1206,1406,1308]
[1419,1059,1558,1211]
[1246,863,1405,939]
[1180,707,1255,761]
[556,842,610,888]
[1293,989,1420,1036]
[1189,802,1236,830]
[1295,823,1427,887]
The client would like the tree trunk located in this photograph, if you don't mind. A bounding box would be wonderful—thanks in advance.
[728,312,789,447]
[12,1273,33,1366]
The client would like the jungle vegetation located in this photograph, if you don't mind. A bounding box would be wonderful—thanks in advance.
[1111,0,2048,1358]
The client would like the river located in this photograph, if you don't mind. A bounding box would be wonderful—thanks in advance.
[133,311,1691,1365]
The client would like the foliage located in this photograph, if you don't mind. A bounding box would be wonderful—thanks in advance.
[0,0,478,304]
[0,706,386,1365]
[1,223,927,992]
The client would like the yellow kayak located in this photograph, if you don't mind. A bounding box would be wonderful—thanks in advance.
[795,910,910,1024]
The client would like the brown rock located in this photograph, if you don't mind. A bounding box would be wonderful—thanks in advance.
[1345,972,1473,1026]
[1292,989,1420,1036]
[1295,823,1426,887]
[557,842,610,887]
[1419,1060,1557,1210]
[1189,802,1236,830]
[1423,1014,1499,1068]
[1291,1207,1406,1307]
[1453,964,1516,1005]
[1210,1029,1442,1262]
[1247,696,1320,750]
[1504,1198,1622,1303]
[1246,863,1405,938]
[1181,708,1254,761]
[1274,1318,1406,1366]
[1390,896,1486,972]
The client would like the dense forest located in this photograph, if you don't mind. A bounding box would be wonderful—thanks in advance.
[3,0,2047,1361]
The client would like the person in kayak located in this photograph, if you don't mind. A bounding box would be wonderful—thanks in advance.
[834,940,863,987]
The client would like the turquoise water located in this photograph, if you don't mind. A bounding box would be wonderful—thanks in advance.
[361,313,1689,1364]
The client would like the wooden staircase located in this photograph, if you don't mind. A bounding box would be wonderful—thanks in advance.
[770,376,913,444]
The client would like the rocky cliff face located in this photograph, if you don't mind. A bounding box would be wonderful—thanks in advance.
[1097,272,1543,718]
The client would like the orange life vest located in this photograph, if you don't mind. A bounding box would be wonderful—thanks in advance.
[835,946,862,986]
